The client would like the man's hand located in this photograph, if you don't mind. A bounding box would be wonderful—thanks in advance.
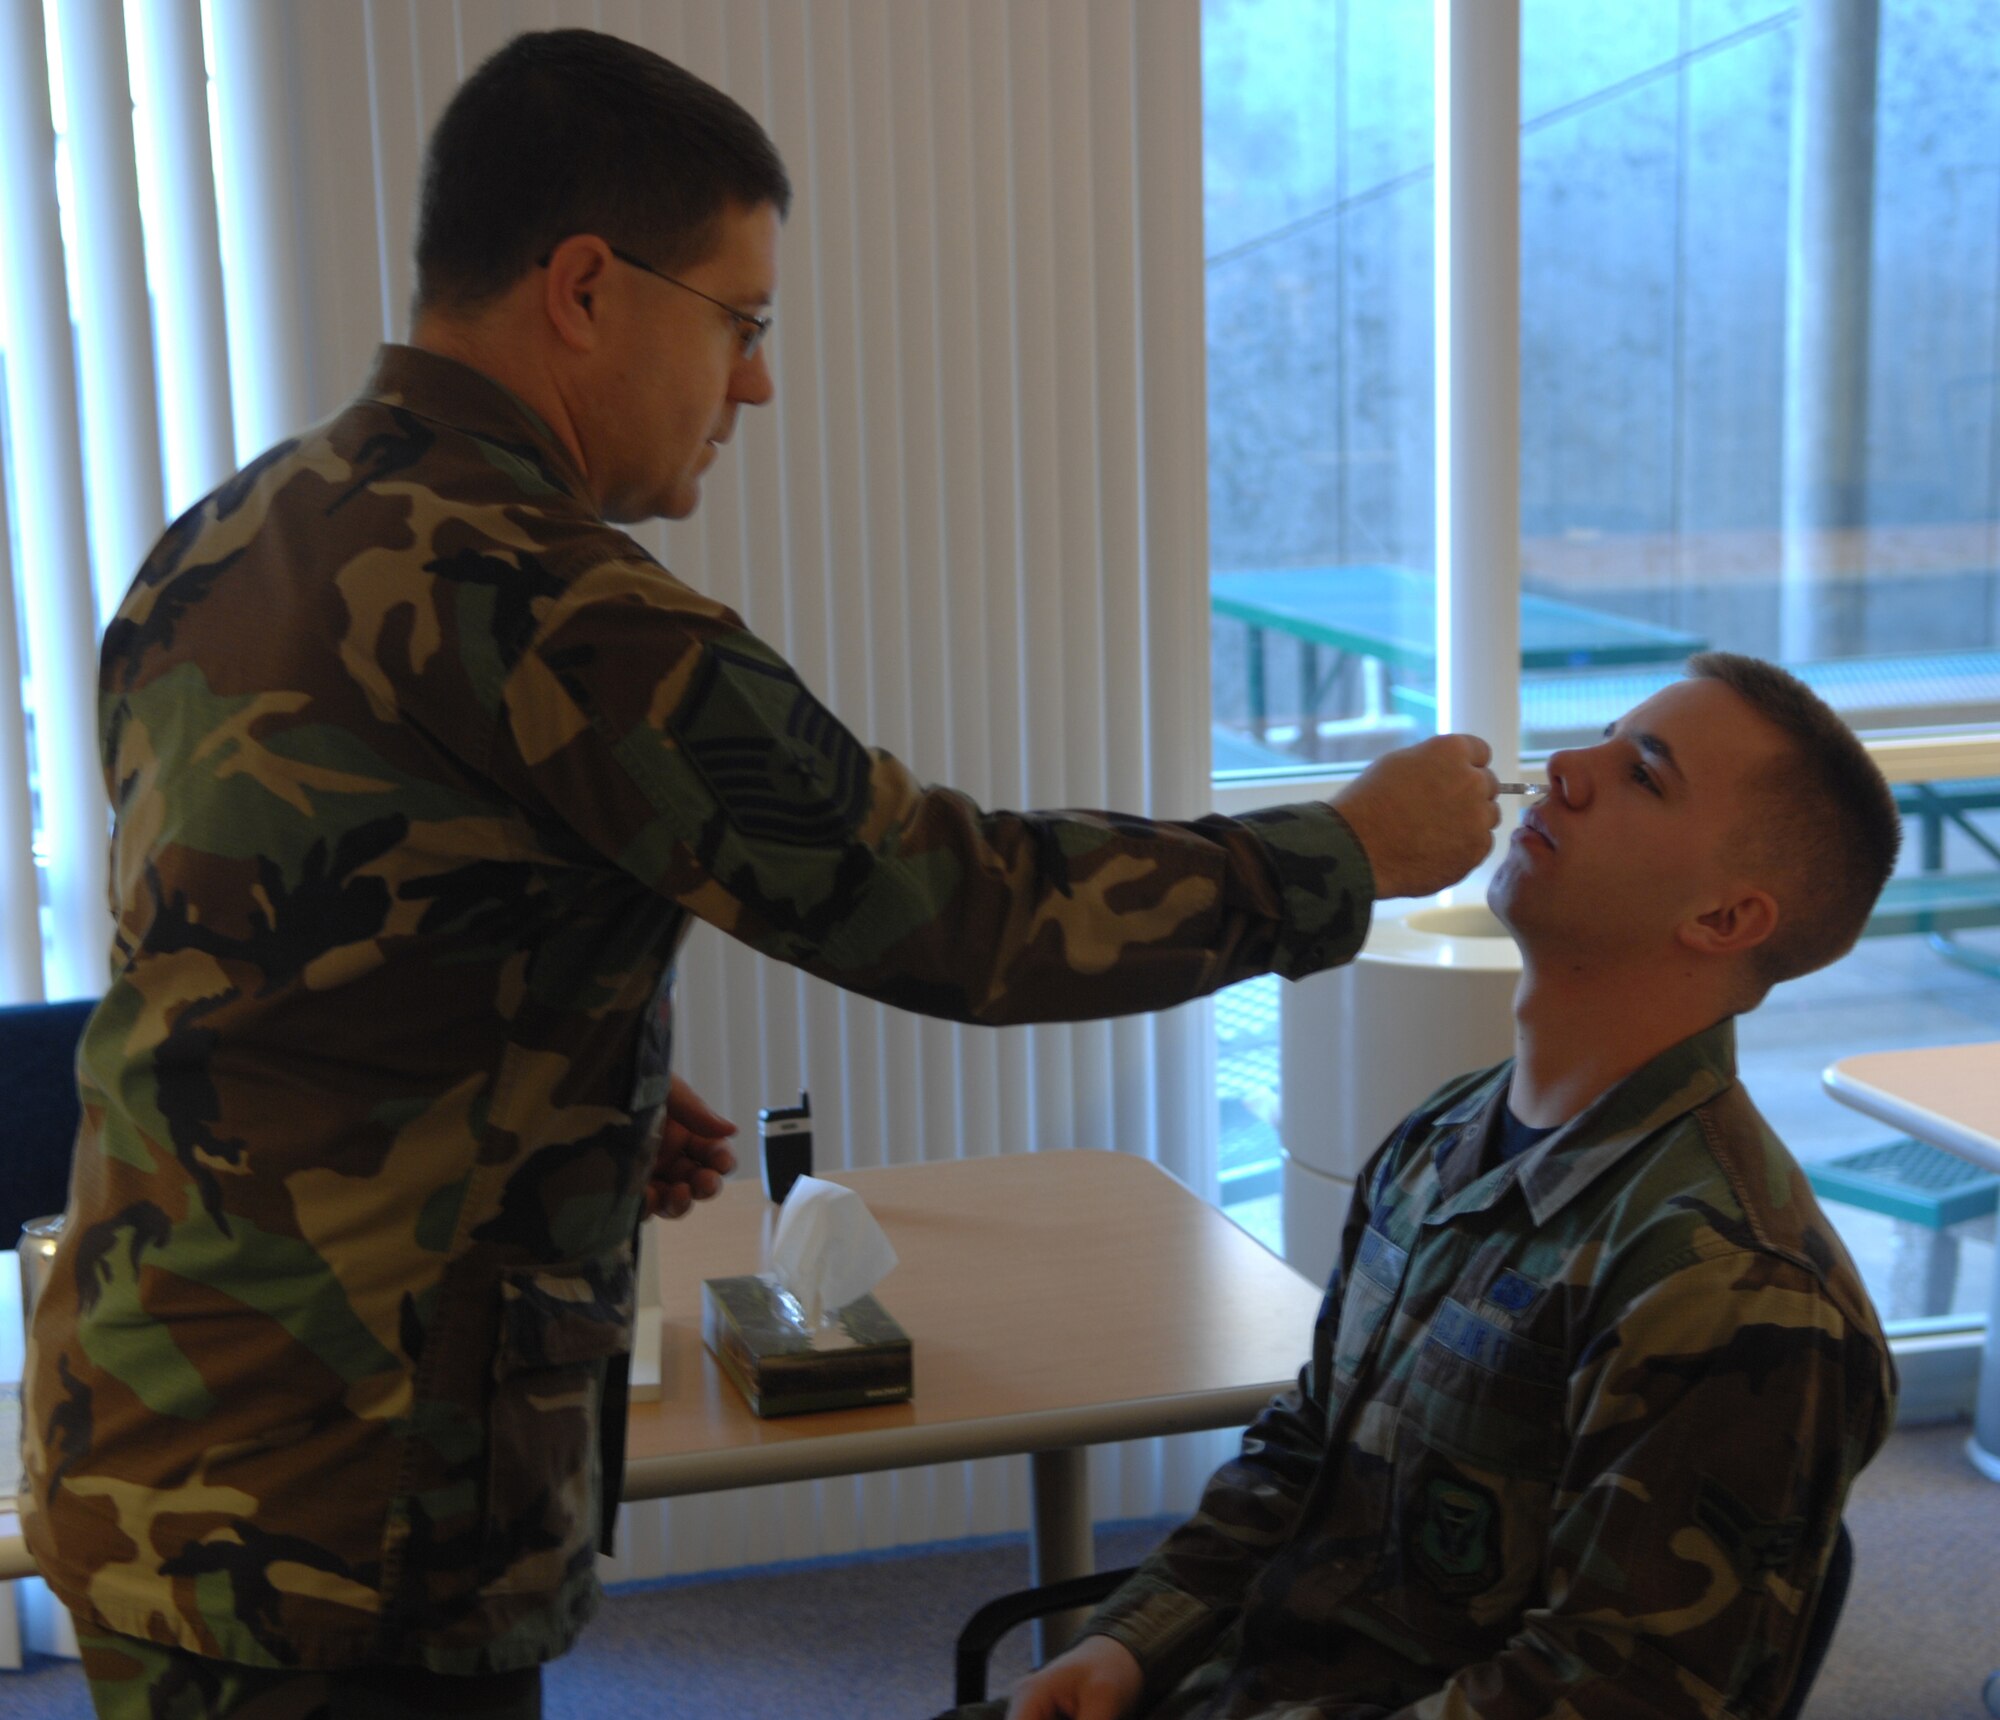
[1003,1634,1145,1720]
[1332,732,1500,900]
[644,1076,739,1218]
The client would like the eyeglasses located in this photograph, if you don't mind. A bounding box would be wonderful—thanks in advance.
[536,244,773,359]
[613,245,773,359]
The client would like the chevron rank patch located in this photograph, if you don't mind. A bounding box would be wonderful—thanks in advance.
[1696,1473,1805,1578]
[672,642,871,847]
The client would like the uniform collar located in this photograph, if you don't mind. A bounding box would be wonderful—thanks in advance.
[358,344,597,512]
[1424,1016,1740,1226]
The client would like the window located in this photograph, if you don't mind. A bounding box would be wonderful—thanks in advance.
[1205,0,1435,778]
[1203,0,1437,1242]
[1517,0,2000,752]
[1203,0,2000,1342]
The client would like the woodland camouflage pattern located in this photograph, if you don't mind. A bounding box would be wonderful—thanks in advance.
[23,345,1376,1675]
[1074,1020,1895,1720]
[75,1627,541,1720]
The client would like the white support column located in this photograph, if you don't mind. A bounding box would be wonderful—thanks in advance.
[1137,0,1219,1220]
[1780,0,1878,665]
[1137,0,1212,824]
[0,0,110,1002]
[57,0,166,624]
[1434,0,1521,777]
[208,0,314,461]
[131,0,237,515]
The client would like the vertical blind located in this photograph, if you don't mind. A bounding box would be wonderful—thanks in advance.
[0,0,106,1002]
[0,0,1231,1575]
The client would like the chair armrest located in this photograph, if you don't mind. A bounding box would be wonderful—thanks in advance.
[954,1565,1140,1706]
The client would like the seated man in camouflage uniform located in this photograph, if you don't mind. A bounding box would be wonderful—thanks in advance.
[978,653,1901,1720]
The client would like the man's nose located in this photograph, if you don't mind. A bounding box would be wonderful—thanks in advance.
[1543,748,1588,808]
[732,348,775,407]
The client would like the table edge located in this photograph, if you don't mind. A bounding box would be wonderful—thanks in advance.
[624,1380,1283,1501]
[1822,1065,2000,1174]
[0,1381,1286,1584]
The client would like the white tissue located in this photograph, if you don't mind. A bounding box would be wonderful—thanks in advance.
[766,1175,899,1329]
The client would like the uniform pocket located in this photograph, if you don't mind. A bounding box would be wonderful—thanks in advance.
[1331,1225,1406,1385]
[1382,1298,1567,1648]
[1400,1298,1566,1480]
[480,1253,635,1597]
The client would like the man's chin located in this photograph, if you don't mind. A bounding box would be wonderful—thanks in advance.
[601,479,700,526]
[1484,864,1535,938]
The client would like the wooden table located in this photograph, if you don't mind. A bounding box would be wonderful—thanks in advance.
[1823,1042,2000,1480]
[4,1151,1323,1655]
[635,1150,1319,1648]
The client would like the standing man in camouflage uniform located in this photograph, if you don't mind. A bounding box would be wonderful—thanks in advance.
[984,655,1902,1720]
[22,29,1502,1719]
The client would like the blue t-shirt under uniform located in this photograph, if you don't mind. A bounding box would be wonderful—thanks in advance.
[1497,1104,1558,1164]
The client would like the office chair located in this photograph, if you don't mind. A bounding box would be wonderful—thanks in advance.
[954,1523,1856,1715]
[1776,1520,1852,1720]
[0,997,93,1246]
[954,1565,1137,1707]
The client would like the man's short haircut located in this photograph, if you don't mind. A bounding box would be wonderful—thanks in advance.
[1686,652,1900,995]
[414,28,792,314]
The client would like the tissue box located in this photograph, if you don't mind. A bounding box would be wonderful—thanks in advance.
[701,1275,913,1417]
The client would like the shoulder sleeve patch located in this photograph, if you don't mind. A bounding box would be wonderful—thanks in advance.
[670,641,872,848]
[1695,1472,1805,1577]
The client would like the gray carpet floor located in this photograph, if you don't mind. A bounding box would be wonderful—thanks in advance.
[1809,1420,2000,1720]
[3,1421,1994,1718]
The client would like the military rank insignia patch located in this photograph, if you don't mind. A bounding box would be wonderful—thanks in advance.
[673,641,872,847]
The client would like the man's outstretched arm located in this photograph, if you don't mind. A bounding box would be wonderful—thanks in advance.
[500,588,1499,1025]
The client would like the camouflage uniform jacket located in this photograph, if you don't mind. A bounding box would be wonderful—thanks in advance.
[23,345,1375,1676]
[1084,1018,1896,1719]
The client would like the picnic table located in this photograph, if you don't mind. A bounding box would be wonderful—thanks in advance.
[1211,565,1706,751]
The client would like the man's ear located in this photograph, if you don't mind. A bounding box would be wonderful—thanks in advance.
[1677,887,1779,958]
[543,236,613,353]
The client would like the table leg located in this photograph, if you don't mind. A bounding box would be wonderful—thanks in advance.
[1029,1445,1093,1663]
[1298,639,1320,760]
[1247,627,1269,743]
[1970,1243,2000,1483]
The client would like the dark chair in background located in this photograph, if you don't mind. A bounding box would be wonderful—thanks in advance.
[0,997,93,1247]
[954,1524,1855,1715]
[1779,1521,1852,1720]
